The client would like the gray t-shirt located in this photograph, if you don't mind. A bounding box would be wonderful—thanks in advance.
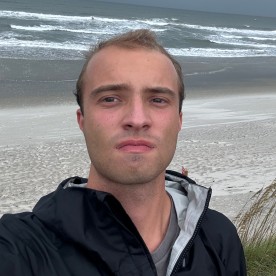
[151,197,180,276]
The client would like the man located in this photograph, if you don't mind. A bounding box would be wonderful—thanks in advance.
[0,29,246,275]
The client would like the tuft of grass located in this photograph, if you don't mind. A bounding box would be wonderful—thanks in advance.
[243,236,276,276]
[235,179,276,276]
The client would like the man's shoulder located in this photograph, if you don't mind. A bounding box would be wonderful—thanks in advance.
[203,208,237,233]
[0,212,36,267]
[205,208,235,228]
[0,205,63,257]
[199,208,242,254]
[0,212,44,248]
[1,212,33,231]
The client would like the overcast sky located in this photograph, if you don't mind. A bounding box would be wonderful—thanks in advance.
[104,0,276,17]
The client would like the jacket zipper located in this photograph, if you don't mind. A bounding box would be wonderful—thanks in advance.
[170,188,212,275]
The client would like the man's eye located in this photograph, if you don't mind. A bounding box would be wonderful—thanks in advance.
[103,97,118,102]
[152,98,166,104]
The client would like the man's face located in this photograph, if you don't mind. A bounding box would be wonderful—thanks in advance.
[77,46,182,186]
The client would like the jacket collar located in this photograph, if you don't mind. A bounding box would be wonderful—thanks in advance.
[165,171,212,275]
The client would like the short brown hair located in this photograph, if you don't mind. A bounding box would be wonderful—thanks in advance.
[74,29,185,113]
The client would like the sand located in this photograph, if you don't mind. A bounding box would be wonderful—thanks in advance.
[1,93,275,221]
[171,94,276,220]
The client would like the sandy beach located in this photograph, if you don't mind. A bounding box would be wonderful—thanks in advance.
[0,57,276,221]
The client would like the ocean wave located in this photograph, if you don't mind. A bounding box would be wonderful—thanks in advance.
[177,22,276,37]
[137,19,169,26]
[167,47,272,58]
[1,10,174,30]
[248,36,276,41]
[1,8,275,60]
[186,38,217,47]
[0,37,88,51]
[10,24,116,35]
[5,9,275,41]
[209,36,276,49]
[0,36,275,59]
[1,10,158,27]
[220,34,244,39]
[92,16,129,23]
[0,10,92,23]
[185,67,231,76]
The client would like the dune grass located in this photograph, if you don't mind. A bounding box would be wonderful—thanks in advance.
[235,179,276,276]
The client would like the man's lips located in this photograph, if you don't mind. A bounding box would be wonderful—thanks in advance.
[116,140,155,153]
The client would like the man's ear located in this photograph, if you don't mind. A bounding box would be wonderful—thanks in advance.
[178,112,183,131]
[77,108,84,131]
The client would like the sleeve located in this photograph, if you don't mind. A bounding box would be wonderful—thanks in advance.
[0,251,30,275]
[0,216,32,275]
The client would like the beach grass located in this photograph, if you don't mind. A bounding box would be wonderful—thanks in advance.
[244,236,276,276]
[235,179,276,276]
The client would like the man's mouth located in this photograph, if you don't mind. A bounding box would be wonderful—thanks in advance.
[116,139,155,153]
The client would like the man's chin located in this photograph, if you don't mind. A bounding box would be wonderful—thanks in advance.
[111,166,164,186]
[119,151,159,167]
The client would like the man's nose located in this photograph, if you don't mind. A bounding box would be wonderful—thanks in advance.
[122,99,151,131]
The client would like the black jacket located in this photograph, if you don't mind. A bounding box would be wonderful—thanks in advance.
[0,171,246,275]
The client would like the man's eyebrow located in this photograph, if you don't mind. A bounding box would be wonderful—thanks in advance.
[90,84,128,97]
[145,87,177,98]
[89,84,177,99]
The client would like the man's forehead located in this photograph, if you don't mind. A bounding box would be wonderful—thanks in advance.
[82,45,179,98]
[87,46,172,68]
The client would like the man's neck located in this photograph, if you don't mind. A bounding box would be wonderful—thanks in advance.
[86,168,172,252]
[116,184,172,252]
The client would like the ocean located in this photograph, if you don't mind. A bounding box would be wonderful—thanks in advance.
[1,0,276,60]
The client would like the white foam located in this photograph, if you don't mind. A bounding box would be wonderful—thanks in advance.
[10,24,115,35]
[137,19,169,26]
[167,47,270,58]
[0,10,92,23]
[248,36,276,41]
[0,37,88,51]
[178,22,276,37]
[185,67,229,76]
